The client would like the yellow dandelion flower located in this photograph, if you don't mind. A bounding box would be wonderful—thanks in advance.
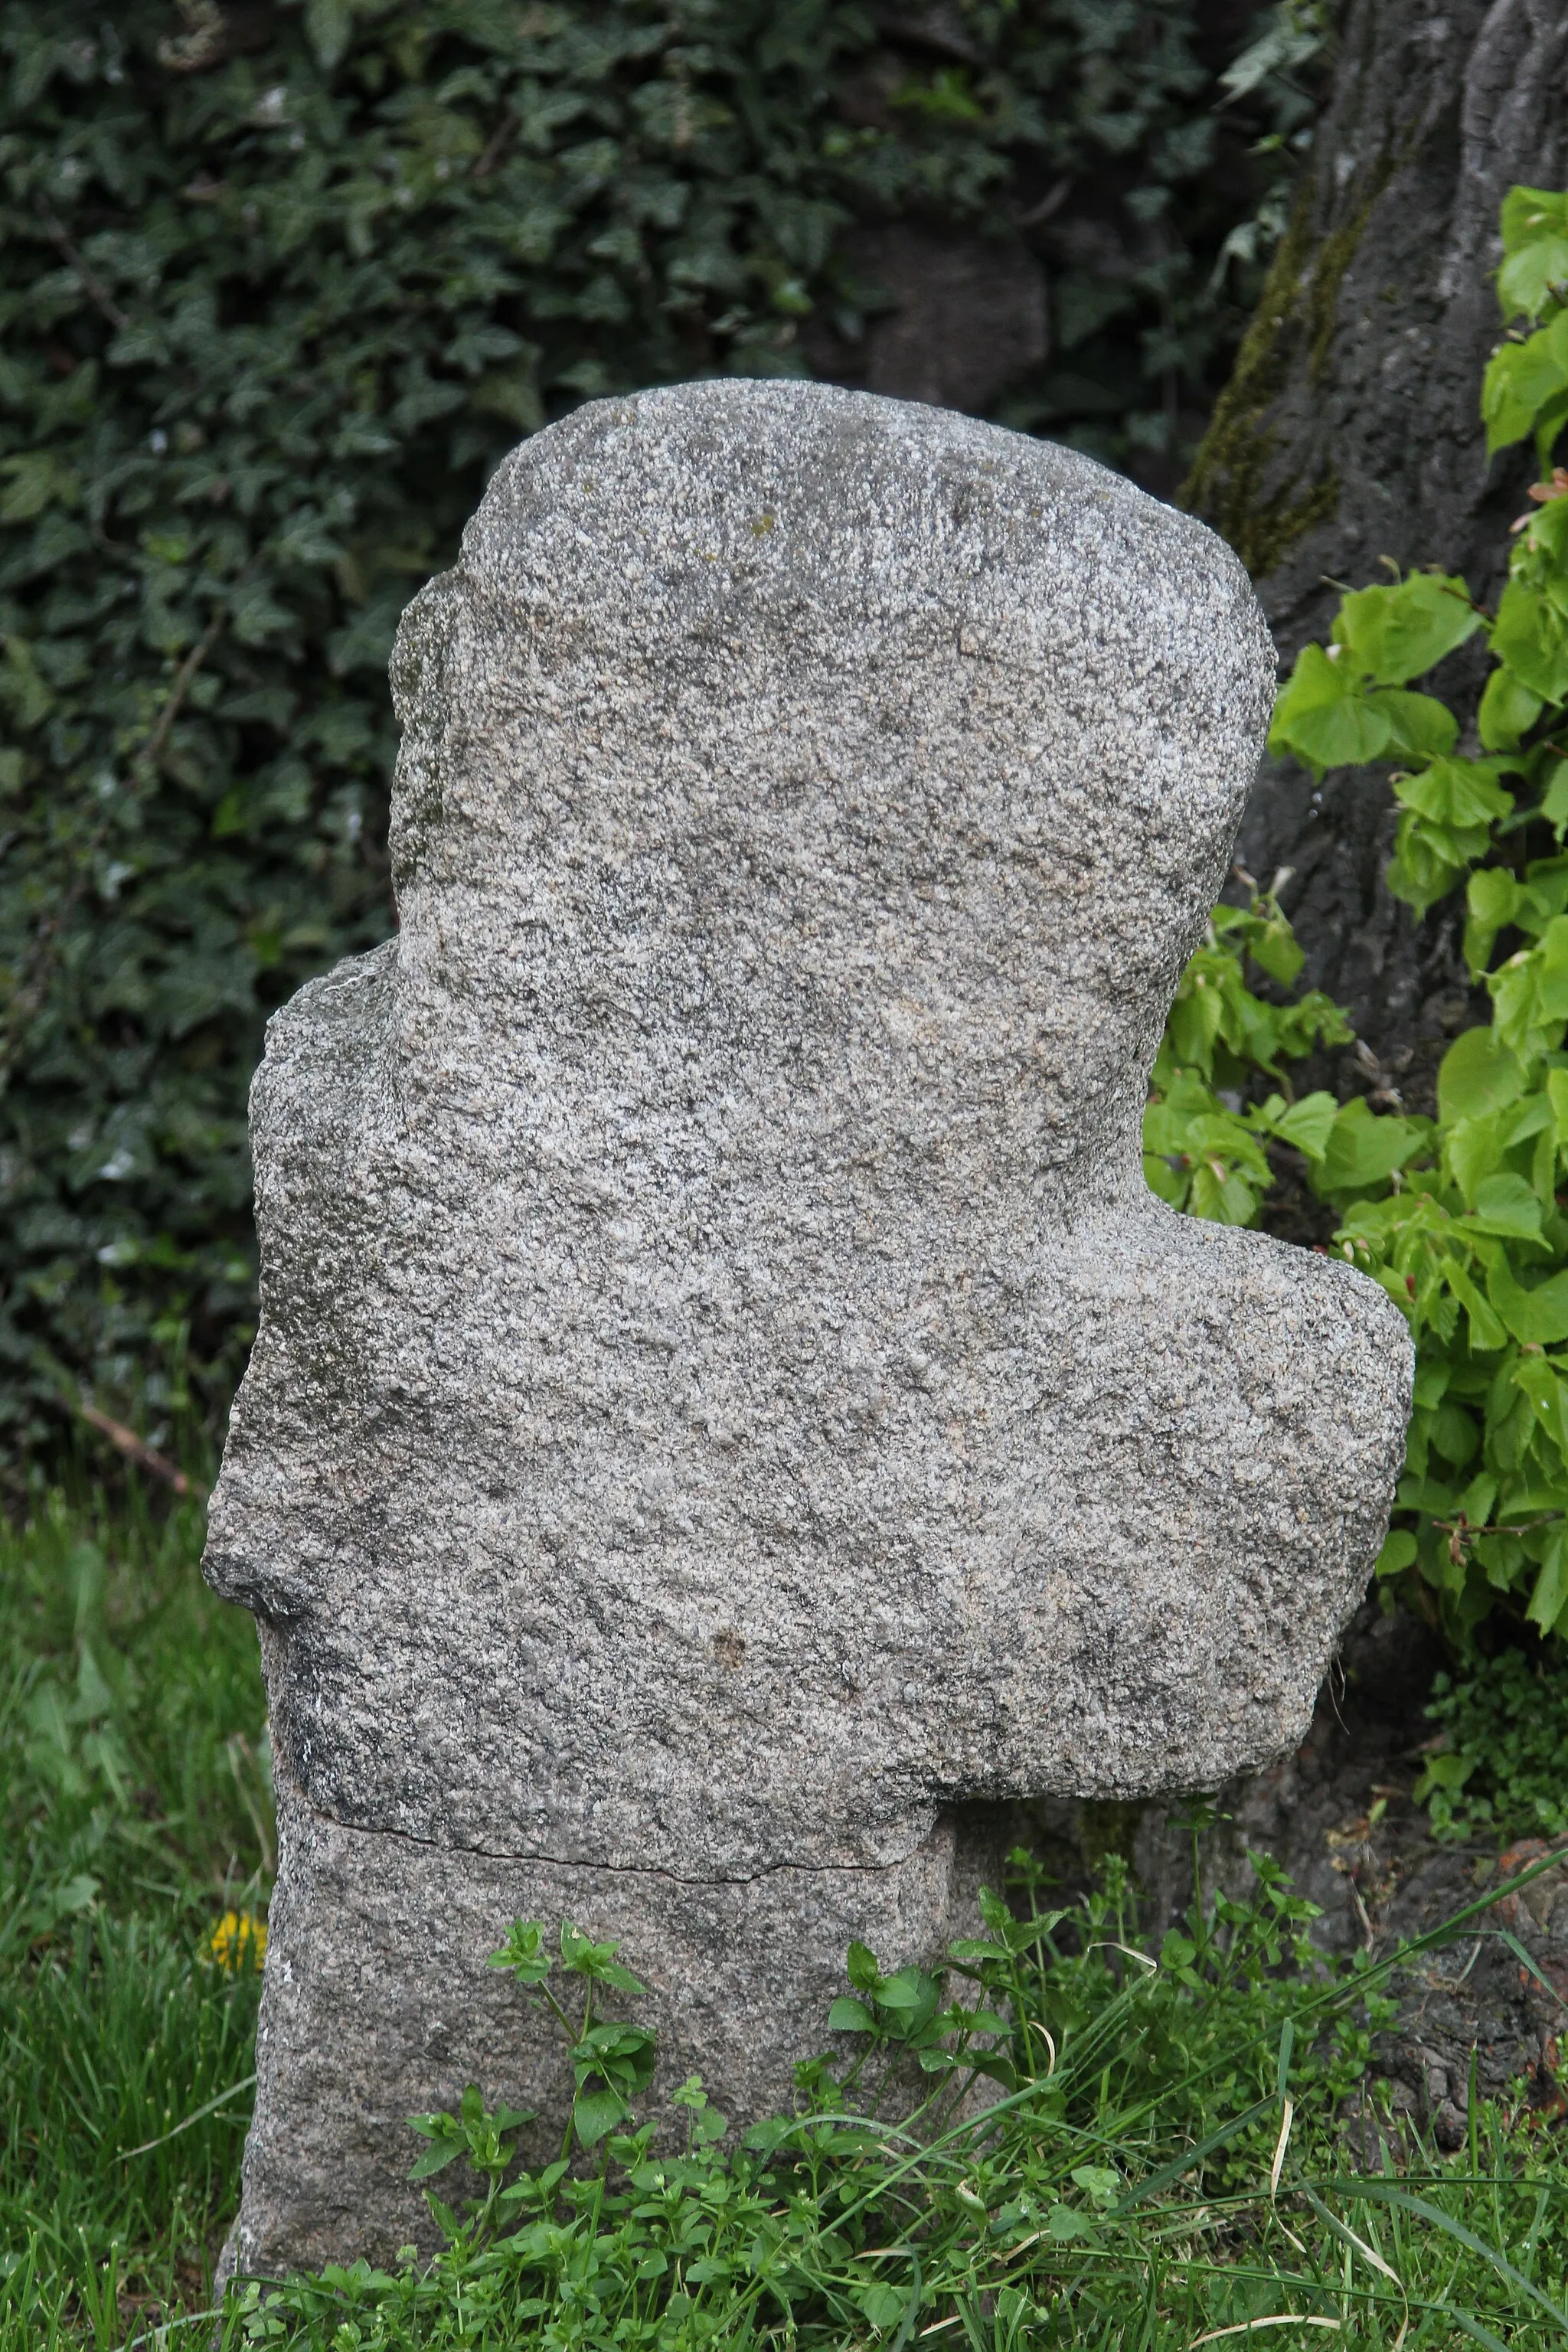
[205,1909,268,1971]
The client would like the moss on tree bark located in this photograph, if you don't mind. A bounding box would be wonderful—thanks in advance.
[1184,0,1568,1084]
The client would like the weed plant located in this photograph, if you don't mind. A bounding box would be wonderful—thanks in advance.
[6,1487,1568,2347]
[1232,190,1568,1655]
[201,1857,1568,2348]
[1419,1646,1568,1843]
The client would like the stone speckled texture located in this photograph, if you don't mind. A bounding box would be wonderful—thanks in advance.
[204,380,1413,2272]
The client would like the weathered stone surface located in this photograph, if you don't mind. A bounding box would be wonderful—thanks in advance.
[236,1794,1004,2272]
[205,378,1413,2272]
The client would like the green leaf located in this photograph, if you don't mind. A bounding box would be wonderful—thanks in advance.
[1540,757,1568,841]
[594,1960,650,1995]
[1333,573,1481,684]
[557,1922,646,1991]
[1142,1152,1187,1207]
[1267,1090,1338,1161]
[1387,812,1480,914]
[572,2086,628,2148]
[845,1940,880,1993]
[406,2115,464,2180]
[1379,691,1460,760]
[827,1997,877,2033]
[1446,1107,1510,1205]
[1245,909,1305,985]
[1318,1100,1430,1195]
[1188,1154,1264,1226]
[871,1965,929,2014]
[1267,642,1391,773]
[305,0,354,69]
[0,636,54,730]
[1070,2164,1122,2206]
[1464,866,1522,975]
[489,1919,553,1984]
[1527,1524,1568,1633]
[1498,187,1568,318]
[1395,757,1513,831]
[1490,910,1568,1059]
[1470,1171,1544,1237]
[1491,577,1568,706]
[1485,1256,1568,1343]
[1047,2206,1096,2241]
[1446,1261,1510,1352]
[0,452,78,523]
[1438,1027,1527,1126]
[1478,663,1545,751]
[1375,1527,1417,1577]
[857,2283,907,2333]
[1413,1750,1477,1799]
[1482,309,1568,452]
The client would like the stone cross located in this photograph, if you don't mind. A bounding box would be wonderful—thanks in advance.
[204,381,1411,2272]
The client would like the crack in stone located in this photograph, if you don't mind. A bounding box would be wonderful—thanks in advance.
[296,1790,931,1888]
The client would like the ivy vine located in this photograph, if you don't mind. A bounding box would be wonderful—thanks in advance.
[0,0,1315,1455]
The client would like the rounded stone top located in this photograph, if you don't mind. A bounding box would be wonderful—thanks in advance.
[392,381,1272,836]
[465,378,1252,663]
[375,381,1279,1207]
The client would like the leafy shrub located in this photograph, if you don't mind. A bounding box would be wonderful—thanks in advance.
[1166,188,1568,1654]
[0,0,1317,1459]
[1418,1647,1568,1843]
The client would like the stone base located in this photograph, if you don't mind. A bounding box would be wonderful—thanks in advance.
[229,1780,1007,2275]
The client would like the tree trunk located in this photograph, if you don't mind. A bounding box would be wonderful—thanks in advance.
[1186,0,1568,1089]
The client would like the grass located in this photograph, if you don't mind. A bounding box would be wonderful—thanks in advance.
[4,1481,1568,2349]
[0,1474,270,2340]
[211,1858,1568,2351]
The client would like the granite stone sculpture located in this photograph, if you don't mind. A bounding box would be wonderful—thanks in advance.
[204,378,1413,2272]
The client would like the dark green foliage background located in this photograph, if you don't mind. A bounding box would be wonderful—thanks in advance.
[0,0,1301,1452]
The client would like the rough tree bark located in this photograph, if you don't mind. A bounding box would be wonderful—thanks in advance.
[1106,0,1568,1959]
[1187,0,1568,1089]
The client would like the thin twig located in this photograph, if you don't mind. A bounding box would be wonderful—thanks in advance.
[138,610,224,773]
[1015,175,1073,228]
[34,198,129,332]
[77,1401,206,1498]
[472,111,518,177]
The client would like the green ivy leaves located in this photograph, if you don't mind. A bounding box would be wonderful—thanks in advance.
[0,0,1310,1452]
